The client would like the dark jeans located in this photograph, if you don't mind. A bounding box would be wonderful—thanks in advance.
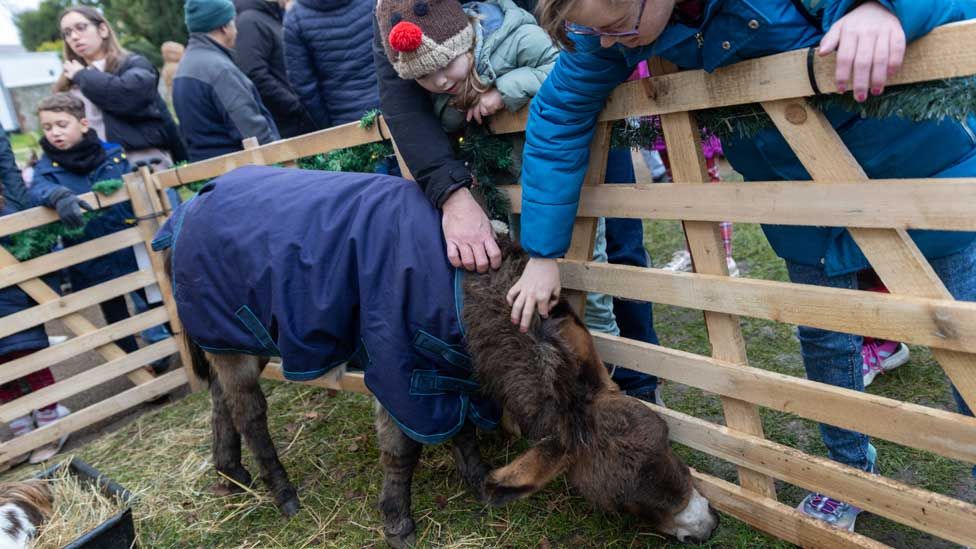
[604,148,660,397]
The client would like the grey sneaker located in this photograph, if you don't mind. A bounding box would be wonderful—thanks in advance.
[663,250,692,272]
[797,444,877,532]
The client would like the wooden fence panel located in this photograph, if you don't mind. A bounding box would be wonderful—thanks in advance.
[5,22,975,547]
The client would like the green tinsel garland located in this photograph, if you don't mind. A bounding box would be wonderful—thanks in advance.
[2,178,125,261]
[616,76,976,145]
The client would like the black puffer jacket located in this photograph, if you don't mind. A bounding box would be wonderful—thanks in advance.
[233,0,315,138]
[71,53,187,162]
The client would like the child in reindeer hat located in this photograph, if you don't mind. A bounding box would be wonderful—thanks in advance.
[378,0,668,407]
[378,0,557,131]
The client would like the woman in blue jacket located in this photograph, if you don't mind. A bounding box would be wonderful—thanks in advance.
[508,0,976,532]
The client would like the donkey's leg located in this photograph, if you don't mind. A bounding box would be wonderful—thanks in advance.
[206,357,252,493]
[210,354,299,516]
[451,421,489,501]
[375,401,422,549]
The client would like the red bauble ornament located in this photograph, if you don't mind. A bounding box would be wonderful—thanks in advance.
[389,21,423,52]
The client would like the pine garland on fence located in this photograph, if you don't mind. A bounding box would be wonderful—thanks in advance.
[622,76,976,144]
[2,179,125,261]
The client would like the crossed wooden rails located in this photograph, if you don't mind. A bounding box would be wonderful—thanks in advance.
[2,20,976,547]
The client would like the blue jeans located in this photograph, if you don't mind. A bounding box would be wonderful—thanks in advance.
[604,148,660,398]
[129,290,171,344]
[787,240,976,475]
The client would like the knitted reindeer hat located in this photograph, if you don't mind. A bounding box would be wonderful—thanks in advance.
[377,0,474,80]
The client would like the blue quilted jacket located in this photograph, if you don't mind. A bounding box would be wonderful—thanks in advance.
[283,0,380,129]
[153,166,499,444]
[521,0,976,276]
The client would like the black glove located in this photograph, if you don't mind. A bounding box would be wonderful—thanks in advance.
[47,186,94,229]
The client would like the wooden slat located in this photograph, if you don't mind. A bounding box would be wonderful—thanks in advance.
[559,260,976,354]
[594,333,976,463]
[0,228,143,290]
[653,57,776,498]
[155,120,386,188]
[692,471,891,549]
[595,21,976,122]
[503,179,976,230]
[126,170,203,392]
[0,369,186,463]
[0,247,155,386]
[0,188,131,239]
[262,361,369,395]
[651,403,976,547]
[0,308,169,386]
[762,98,976,411]
[0,339,177,422]
[0,270,155,339]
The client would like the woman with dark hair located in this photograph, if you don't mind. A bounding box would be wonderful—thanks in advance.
[55,6,187,168]
[55,6,179,367]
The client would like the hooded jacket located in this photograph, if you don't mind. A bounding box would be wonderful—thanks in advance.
[519,0,976,276]
[370,0,537,208]
[431,0,558,132]
[283,0,379,129]
[233,0,316,138]
[153,166,499,444]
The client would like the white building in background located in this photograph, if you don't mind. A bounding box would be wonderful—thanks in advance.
[0,49,62,132]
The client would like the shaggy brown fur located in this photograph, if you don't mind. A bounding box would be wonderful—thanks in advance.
[462,240,699,530]
[166,237,715,547]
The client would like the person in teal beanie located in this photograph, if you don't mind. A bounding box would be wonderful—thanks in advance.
[175,0,280,161]
[185,0,237,33]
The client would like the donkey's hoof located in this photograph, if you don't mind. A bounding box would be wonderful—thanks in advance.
[276,487,301,517]
[279,497,300,518]
[384,523,416,549]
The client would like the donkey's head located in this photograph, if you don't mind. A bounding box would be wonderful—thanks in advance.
[477,300,718,543]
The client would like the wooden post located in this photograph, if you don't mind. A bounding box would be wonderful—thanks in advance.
[126,169,203,392]
[241,136,266,165]
[762,98,976,410]
[649,57,777,498]
[562,122,614,315]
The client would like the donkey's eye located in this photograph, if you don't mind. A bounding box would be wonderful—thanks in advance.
[413,0,429,16]
[390,11,403,25]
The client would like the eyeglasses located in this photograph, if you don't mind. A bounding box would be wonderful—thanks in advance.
[61,21,92,39]
[565,0,647,37]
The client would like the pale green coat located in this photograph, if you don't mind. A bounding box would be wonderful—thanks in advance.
[433,0,558,132]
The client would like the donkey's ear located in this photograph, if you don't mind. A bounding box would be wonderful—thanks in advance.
[482,437,569,506]
[548,302,614,388]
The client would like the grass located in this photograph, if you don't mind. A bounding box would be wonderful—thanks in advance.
[2,216,972,548]
[8,132,41,165]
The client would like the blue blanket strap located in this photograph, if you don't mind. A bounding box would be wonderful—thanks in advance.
[409,370,480,396]
[235,305,281,356]
[413,330,472,369]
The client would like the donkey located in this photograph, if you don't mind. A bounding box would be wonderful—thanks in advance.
[155,166,718,546]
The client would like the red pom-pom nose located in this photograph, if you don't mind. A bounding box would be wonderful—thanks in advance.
[389,21,423,52]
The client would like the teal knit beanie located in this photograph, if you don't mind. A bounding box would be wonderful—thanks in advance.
[185,0,236,33]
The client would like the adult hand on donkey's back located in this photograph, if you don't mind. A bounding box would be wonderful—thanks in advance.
[441,187,502,273]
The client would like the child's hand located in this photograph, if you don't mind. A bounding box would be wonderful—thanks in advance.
[819,1,906,102]
[467,89,505,125]
[507,257,561,333]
